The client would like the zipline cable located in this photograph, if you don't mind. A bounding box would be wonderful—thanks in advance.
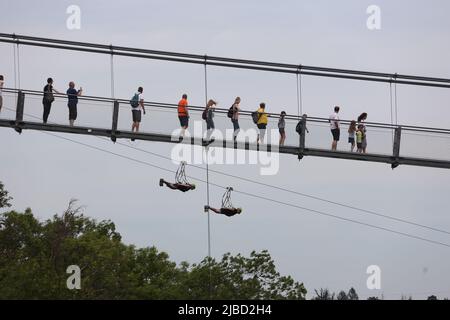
[109,138,450,236]
[27,129,450,250]
[203,58,212,300]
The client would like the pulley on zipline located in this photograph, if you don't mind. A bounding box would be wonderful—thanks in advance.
[159,161,196,192]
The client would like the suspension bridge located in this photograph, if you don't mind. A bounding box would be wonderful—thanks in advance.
[1,33,450,264]
[1,34,449,171]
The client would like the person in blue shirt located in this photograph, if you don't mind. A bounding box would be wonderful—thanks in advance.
[66,81,82,126]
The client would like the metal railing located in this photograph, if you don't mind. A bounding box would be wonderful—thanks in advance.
[1,87,449,168]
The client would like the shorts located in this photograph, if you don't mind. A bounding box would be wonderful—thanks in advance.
[362,137,368,149]
[132,110,142,123]
[279,128,285,135]
[331,128,340,141]
[348,137,355,144]
[179,116,189,128]
[257,123,267,130]
[68,103,77,120]
[357,142,363,149]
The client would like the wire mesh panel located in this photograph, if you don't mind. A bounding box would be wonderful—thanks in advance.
[20,93,113,129]
[0,91,17,120]
[303,120,395,156]
[401,129,450,161]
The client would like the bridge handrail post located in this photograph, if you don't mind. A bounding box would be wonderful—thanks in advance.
[392,126,402,169]
[15,90,25,134]
[298,117,306,160]
[111,100,119,142]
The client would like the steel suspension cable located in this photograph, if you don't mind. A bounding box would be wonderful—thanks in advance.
[110,46,115,99]
[16,42,21,89]
[13,43,17,91]
[394,80,399,125]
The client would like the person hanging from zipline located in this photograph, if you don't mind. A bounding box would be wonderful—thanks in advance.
[159,161,196,192]
[204,187,242,217]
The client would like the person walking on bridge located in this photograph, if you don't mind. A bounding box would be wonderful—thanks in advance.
[329,106,341,151]
[42,78,60,124]
[178,93,189,140]
[66,81,82,127]
[130,86,146,141]
[256,102,268,144]
[231,97,241,141]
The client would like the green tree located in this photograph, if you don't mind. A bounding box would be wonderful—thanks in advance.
[348,287,359,300]
[0,187,307,300]
[337,290,348,300]
[0,181,12,209]
[313,288,335,300]
[180,251,307,300]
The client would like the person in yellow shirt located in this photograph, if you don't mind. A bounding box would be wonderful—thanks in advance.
[257,102,268,144]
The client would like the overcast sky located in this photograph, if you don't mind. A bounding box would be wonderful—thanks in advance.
[1,0,450,299]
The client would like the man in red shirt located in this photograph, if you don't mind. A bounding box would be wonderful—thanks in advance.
[178,94,189,139]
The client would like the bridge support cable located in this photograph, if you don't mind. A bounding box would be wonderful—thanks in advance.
[16,42,21,89]
[394,76,399,126]
[13,41,17,91]
[296,65,303,117]
[390,81,394,146]
[109,45,115,99]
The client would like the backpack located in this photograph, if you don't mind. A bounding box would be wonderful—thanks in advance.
[130,93,140,108]
[251,111,260,124]
[227,106,234,118]
[43,85,54,103]
[296,121,303,134]
[202,108,208,120]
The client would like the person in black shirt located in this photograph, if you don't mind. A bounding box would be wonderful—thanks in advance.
[66,81,83,126]
[42,78,60,124]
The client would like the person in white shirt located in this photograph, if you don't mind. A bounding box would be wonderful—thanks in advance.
[130,86,146,141]
[0,75,4,113]
[329,106,341,150]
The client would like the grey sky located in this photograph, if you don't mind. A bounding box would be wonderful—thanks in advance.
[1,0,450,299]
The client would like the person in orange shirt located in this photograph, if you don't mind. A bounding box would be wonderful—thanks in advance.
[178,94,189,138]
